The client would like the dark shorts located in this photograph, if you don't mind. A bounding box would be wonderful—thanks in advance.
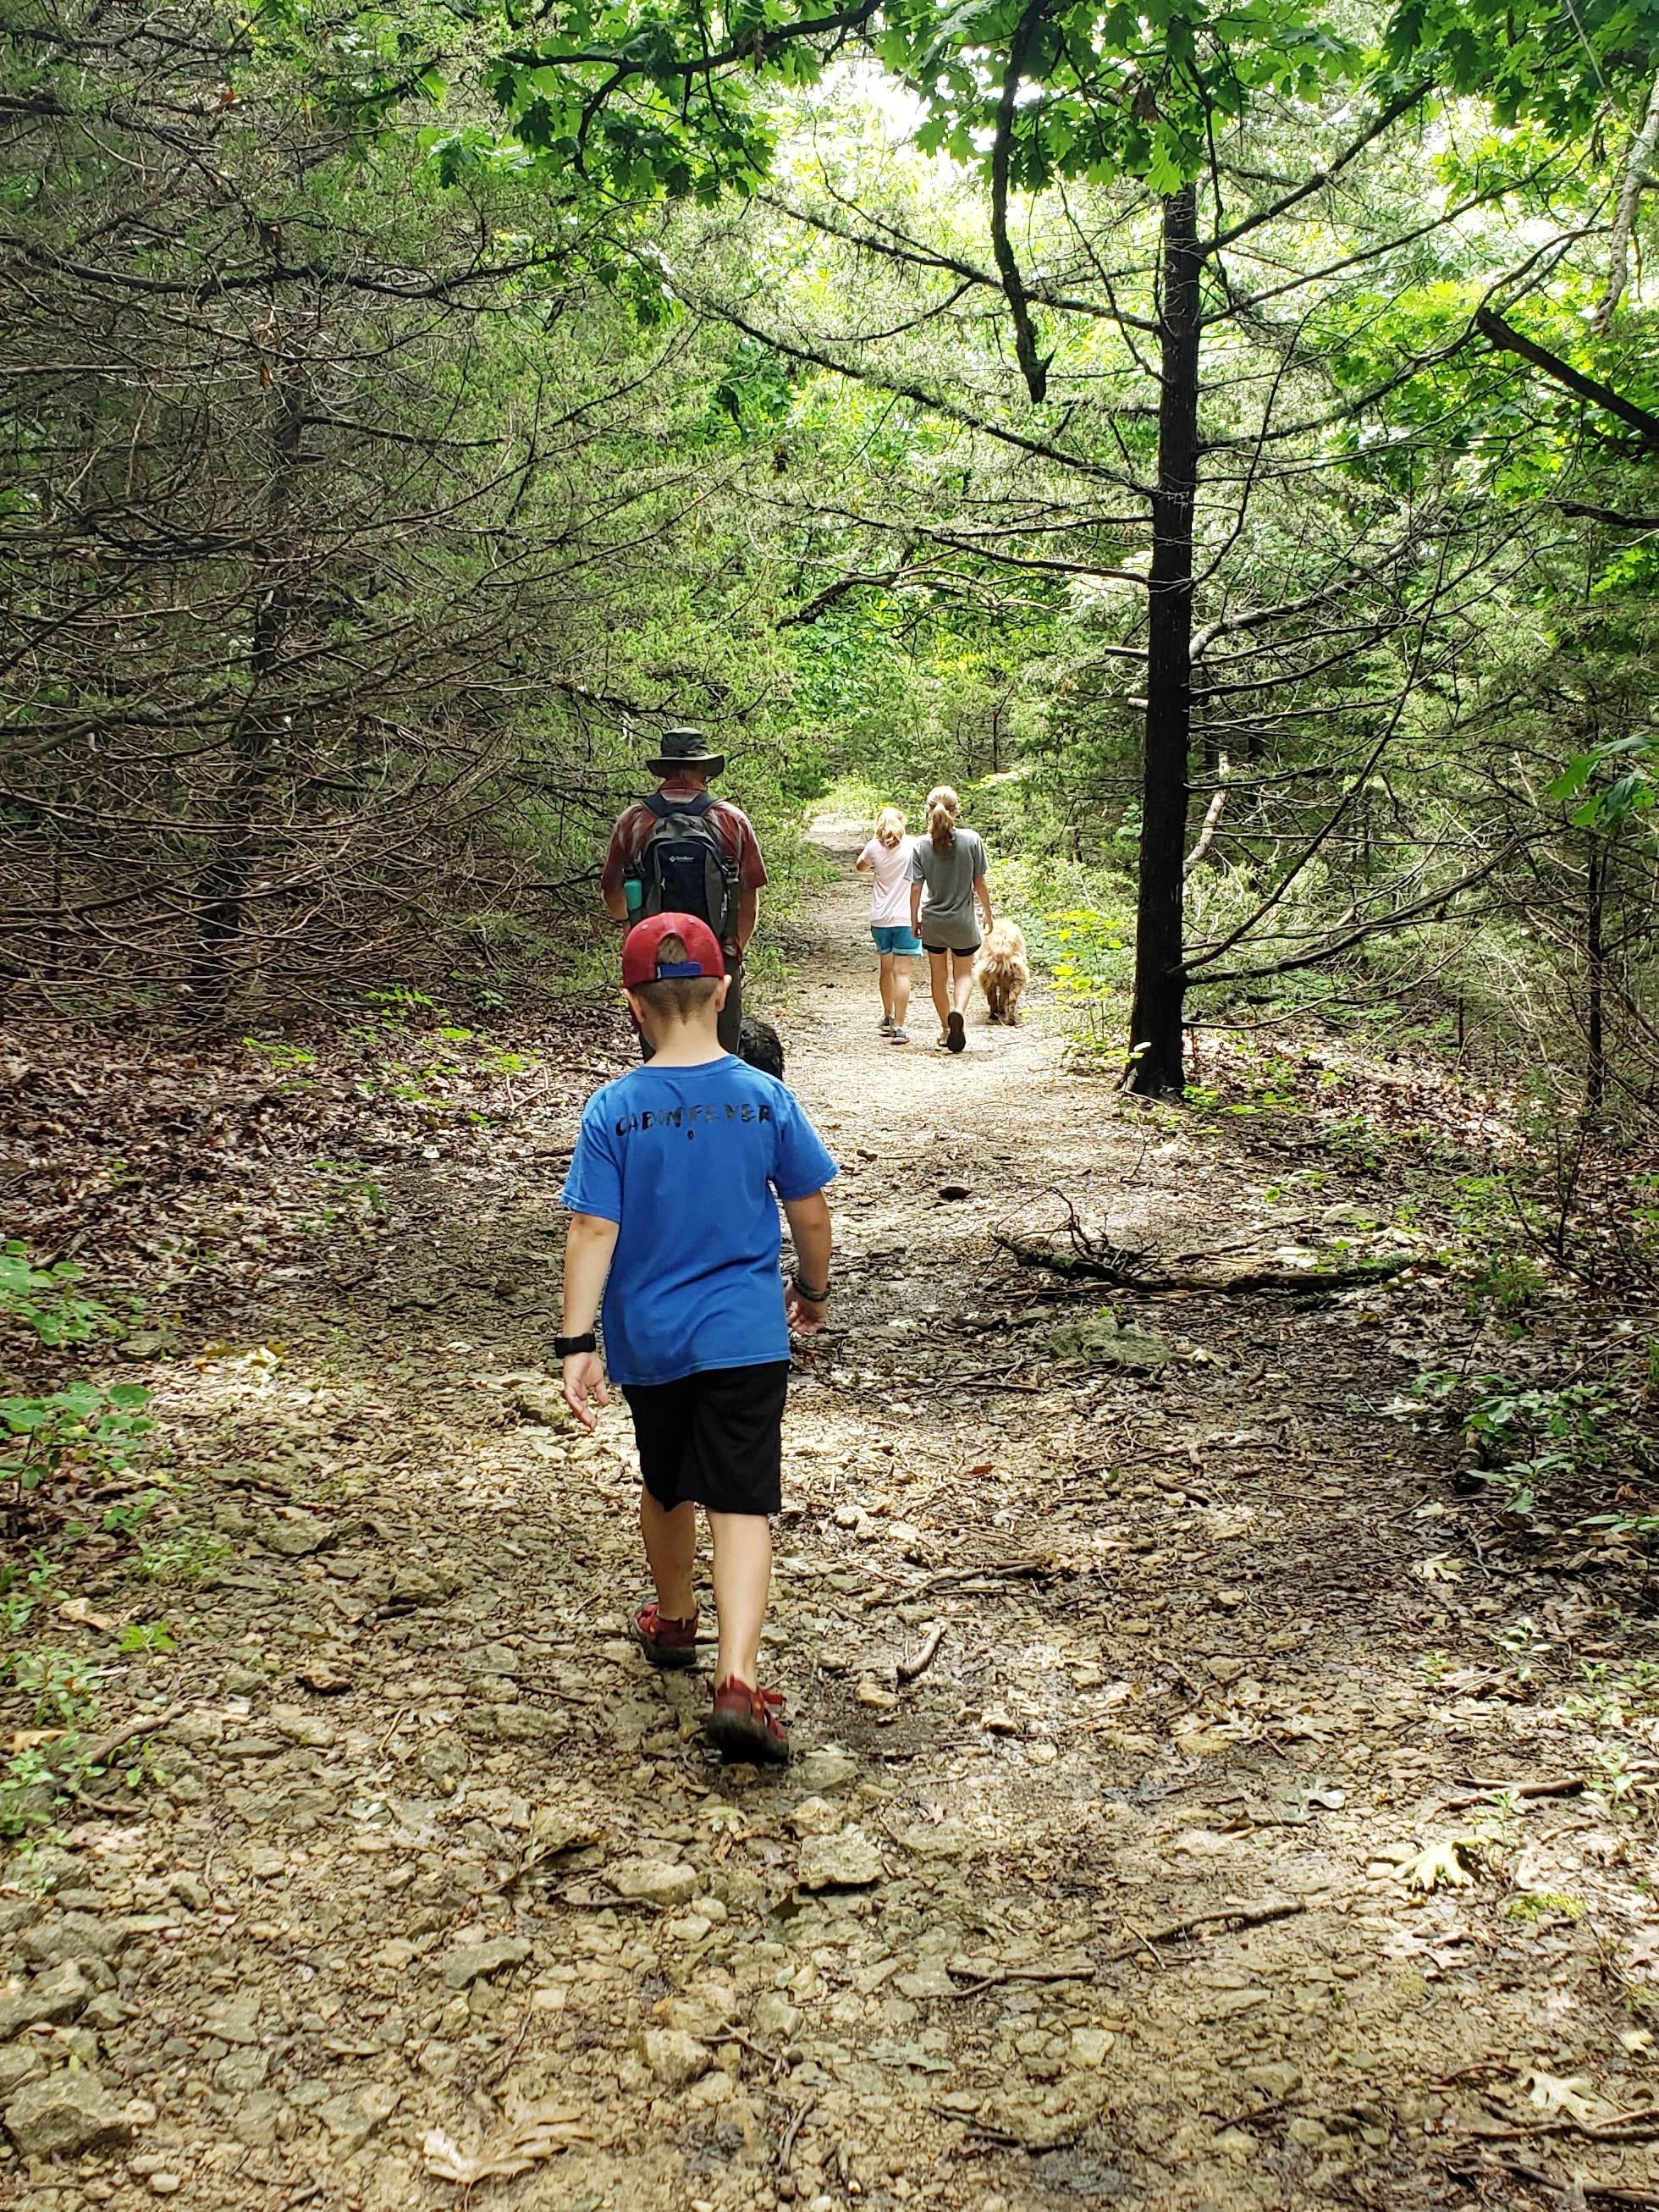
[923,940,979,958]
[622,1360,790,1516]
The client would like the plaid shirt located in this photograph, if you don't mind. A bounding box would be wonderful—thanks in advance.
[603,781,768,951]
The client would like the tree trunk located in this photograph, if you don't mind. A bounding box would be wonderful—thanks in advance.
[1585,833,1606,1116]
[1126,184,1201,1094]
[192,325,304,1007]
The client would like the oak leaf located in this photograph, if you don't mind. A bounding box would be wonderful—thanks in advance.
[1403,1839,1475,1892]
[422,2095,591,2185]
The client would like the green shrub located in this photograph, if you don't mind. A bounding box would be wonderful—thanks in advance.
[0,1382,153,1496]
[0,1244,112,1347]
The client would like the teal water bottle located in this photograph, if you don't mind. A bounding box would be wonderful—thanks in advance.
[623,873,644,918]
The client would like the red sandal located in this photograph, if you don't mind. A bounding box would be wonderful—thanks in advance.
[631,1602,699,1670]
[706,1676,790,1763]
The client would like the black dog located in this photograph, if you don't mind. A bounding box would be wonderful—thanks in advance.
[737,1017,785,1080]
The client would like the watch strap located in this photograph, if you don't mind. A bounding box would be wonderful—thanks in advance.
[554,1332,598,1358]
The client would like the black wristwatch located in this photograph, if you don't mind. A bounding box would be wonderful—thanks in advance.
[554,1332,597,1358]
[791,1275,830,1305]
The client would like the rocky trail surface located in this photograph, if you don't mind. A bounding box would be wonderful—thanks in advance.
[5,815,1659,2212]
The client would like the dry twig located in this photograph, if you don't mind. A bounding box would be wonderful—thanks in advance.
[897,1622,947,1682]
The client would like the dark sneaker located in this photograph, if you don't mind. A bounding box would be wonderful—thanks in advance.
[706,1676,790,1762]
[878,1013,895,1034]
[946,1009,966,1053]
[631,1603,699,1670]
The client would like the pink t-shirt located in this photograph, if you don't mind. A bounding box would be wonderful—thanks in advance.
[859,836,917,927]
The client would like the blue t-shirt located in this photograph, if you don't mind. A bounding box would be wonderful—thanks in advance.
[560,1056,838,1387]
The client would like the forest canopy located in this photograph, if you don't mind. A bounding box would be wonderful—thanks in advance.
[2,0,1657,1120]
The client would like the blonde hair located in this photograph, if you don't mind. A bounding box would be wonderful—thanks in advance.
[874,806,907,850]
[926,784,961,852]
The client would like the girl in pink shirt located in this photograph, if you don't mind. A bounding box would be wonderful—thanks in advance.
[855,807,922,1045]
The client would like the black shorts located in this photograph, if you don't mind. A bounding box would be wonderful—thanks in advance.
[622,1360,790,1516]
[923,940,979,958]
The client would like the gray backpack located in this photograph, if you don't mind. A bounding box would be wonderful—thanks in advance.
[637,792,740,942]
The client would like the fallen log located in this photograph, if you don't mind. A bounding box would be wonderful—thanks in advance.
[995,1231,1421,1297]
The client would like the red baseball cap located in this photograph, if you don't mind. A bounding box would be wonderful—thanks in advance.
[621,913,725,988]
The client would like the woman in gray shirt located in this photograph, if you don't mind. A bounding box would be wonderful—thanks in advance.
[907,785,994,1053]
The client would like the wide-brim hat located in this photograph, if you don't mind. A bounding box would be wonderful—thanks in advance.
[646,725,726,778]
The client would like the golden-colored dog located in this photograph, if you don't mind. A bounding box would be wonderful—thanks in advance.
[975,919,1029,1025]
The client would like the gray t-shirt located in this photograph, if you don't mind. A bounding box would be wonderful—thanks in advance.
[907,828,988,951]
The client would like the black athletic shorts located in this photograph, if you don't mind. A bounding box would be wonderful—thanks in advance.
[923,940,979,957]
[621,1360,790,1516]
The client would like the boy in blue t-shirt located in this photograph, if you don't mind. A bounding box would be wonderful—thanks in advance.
[557,912,837,1762]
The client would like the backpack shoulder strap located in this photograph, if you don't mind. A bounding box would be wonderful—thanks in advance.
[642,790,713,821]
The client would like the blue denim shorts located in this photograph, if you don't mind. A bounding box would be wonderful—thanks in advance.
[871,924,923,956]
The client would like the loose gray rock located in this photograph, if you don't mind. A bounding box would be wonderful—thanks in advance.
[438,1937,531,1991]
[229,2090,286,2149]
[27,1848,82,1896]
[219,1735,286,1761]
[752,1992,800,2039]
[609,1859,697,1908]
[201,1994,261,2046]
[167,1712,224,1749]
[389,1566,444,1605]
[785,1796,843,1838]
[640,2027,711,2087]
[18,1912,125,1967]
[212,2049,271,2094]
[793,1748,858,1795]
[256,1511,335,1558]
[0,1962,91,2040]
[267,1706,336,1749]
[4,2068,132,2156]
[0,2044,46,2099]
[513,1382,571,1428]
[981,2086,1085,2151]
[896,1962,957,1999]
[657,1979,736,2039]
[117,1331,171,1361]
[317,2081,398,2149]
[457,1707,564,1744]
[797,1827,885,1891]
[894,1821,974,1860]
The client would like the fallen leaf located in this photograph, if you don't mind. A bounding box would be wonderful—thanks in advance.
[1519,2071,1601,2125]
[1403,1839,1475,1892]
[58,1597,116,1632]
[422,2096,591,2184]
[1414,1555,1464,1584]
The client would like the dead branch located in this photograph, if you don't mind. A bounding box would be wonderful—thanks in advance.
[994,1227,1419,1296]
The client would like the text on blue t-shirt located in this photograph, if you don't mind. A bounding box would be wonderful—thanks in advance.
[559,1056,838,1387]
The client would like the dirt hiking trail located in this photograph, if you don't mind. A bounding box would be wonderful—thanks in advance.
[6,812,1659,2212]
